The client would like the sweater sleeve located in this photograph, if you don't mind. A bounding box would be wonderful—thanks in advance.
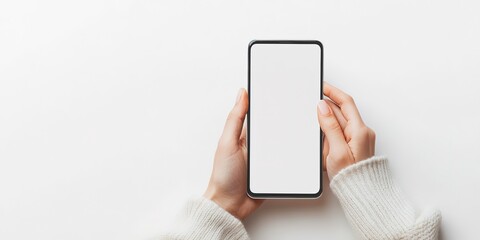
[330,156,441,240]
[159,197,249,240]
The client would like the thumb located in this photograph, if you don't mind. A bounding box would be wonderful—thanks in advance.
[219,88,248,146]
[317,100,347,150]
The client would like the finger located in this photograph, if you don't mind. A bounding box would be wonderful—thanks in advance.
[239,120,247,149]
[240,119,247,140]
[239,90,249,141]
[220,88,248,145]
[325,99,347,130]
[323,82,364,125]
[317,100,348,150]
[322,136,329,171]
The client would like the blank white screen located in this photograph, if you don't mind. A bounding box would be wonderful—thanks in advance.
[249,43,321,195]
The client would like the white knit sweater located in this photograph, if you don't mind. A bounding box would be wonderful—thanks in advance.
[160,157,441,239]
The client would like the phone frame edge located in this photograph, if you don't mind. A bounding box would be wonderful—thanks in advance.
[247,40,324,199]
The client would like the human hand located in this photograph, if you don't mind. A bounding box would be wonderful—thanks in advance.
[203,88,263,220]
[317,83,376,179]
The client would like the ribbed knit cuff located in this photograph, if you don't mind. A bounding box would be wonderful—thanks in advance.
[330,156,416,239]
[162,197,249,240]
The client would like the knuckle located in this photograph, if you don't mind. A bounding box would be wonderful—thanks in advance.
[325,119,341,132]
[227,110,245,125]
[356,126,370,139]
[344,94,354,104]
[329,150,349,165]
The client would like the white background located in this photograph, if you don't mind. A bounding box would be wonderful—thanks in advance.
[0,0,479,239]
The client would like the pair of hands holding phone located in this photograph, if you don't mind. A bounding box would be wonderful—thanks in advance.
[203,83,376,220]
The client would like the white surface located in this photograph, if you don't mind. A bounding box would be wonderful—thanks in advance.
[0,0,479,239]
[250,43,321,195]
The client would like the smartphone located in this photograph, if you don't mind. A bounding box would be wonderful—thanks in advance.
[247,40,323,199]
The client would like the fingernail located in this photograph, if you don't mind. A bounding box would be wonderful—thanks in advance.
[317,100,330,116]
[236,88,243,103]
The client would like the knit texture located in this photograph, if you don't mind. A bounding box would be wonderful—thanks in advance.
[161,156,441,239]
[159,197,249,240]
[330,156,441,239]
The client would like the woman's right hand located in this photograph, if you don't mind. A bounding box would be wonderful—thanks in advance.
[317,83,376,180]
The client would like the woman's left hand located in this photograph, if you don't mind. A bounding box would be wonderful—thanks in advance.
[203,88,264,220]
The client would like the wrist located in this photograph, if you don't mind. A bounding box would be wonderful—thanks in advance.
[327,161,351,180]
[203,188,242,220]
